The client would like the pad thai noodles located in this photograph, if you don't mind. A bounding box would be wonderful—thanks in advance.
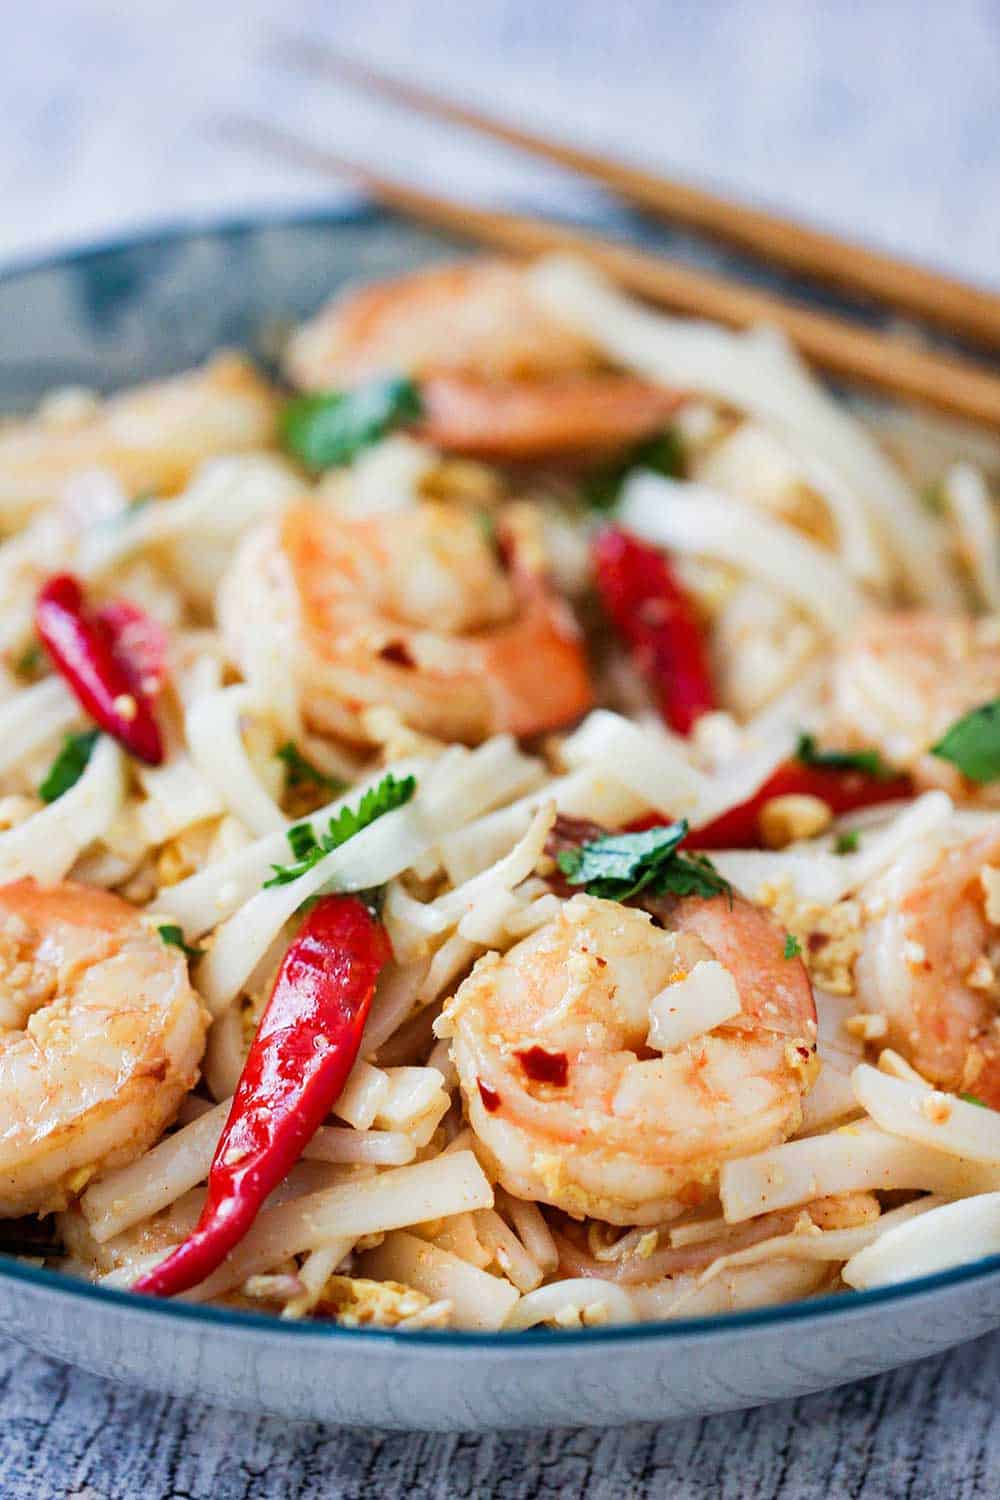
[3,254,1000,1331]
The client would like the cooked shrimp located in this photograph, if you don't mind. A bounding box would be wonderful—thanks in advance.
[0,355,278,526]
[438,892,817,1225]
[285,261,681,461]
[855,826,1000,1103]
[0,879,207,1216]
[218,500,594,745]
[830,612,1000,779]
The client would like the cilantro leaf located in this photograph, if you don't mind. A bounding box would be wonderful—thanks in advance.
[930,700,1000,784]
[276,742,346,796]
[14,640,42,677]
[264,772,417,887]
[834,830,860,855]
[280,377,423,472]
[286,822,320,860]
[795,732,892,780]
[157,925,205,961]
[556,820,731,904]
[960,1092,989,1109]
[583,428,686,511]
[38,730,100,804]
[783,933,802,960]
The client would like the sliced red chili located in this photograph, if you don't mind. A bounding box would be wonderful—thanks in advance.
[94,598,169,701]
[627,760,913,849]
[516,1046,569,1087]
[593,526,714,736]
[477,1080,502,1113]
[134,895,392,1299]
[35,573,165,765]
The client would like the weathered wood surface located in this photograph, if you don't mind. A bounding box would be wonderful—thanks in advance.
[2,1330,997,1499]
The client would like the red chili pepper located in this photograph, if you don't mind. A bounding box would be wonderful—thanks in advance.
[94,598,169,701]
[627,761,913,849]
[134,895,392,1299]
[593,526,714,735]
[35,574,165,765]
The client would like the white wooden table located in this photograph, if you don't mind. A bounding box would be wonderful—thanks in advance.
[5,2,1000,1494]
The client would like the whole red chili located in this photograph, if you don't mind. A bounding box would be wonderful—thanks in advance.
[628,760,913,849]
[593,526,714,735]
[134,895,392,1299]
[35,573,165,765]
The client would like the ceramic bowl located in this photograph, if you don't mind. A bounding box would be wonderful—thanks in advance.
[3,208,999,1429]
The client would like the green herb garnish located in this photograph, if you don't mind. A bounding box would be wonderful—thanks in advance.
[157,925,205,961]
[920,481,947,515]
[930,700,1000,784]
[834,830,860,855]
[264,772,417,887]
[97,493,154,534]
[583,428,686,511]
[556,820,731,904]
[276,741,346,796]
[280,377,423,472]
[960,1092,988,1109]
[14,641,42,677]
[286,820,321,860]
[38,729,100,804]
[795,732,892,780]
[474,508,498,550]
[783,933,802,960]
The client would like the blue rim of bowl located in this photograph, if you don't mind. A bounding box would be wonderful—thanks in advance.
[0,200,388,280]
[4,1241,1000,1349]
[3,205,1000,1348]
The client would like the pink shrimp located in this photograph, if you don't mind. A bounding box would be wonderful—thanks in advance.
[284,260,681,461]
[439,892,817,1225]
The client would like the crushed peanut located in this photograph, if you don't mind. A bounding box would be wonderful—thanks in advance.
[112,693,138,721]
[758,794,833,849]
[758,878,863,995]
[845,1012,888,1041]
[967,955,997,992]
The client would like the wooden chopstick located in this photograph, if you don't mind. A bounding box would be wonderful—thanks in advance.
[221,117,1000,427]
[272,38,1000,352]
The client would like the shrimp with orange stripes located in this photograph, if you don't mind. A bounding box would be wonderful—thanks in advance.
[855,825,1000,1105]
[218,499,595,746]
[830,611,1000,787]
[285,260,682,462]
[0,879,206,1217]
[438,890,818,1225]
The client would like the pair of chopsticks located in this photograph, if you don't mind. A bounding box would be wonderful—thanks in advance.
[226,43,1000,426]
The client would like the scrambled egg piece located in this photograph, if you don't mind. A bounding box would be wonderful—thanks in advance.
[316,1276,433,1328]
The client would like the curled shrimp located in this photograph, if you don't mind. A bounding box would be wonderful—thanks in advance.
[438,892,817,1225]
[855,826,1000,1103]
[831,612,1000,781]
[218,500,594,745]
[0,355,278,528]
[285,260,681,461]
[0,879,207,1216]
